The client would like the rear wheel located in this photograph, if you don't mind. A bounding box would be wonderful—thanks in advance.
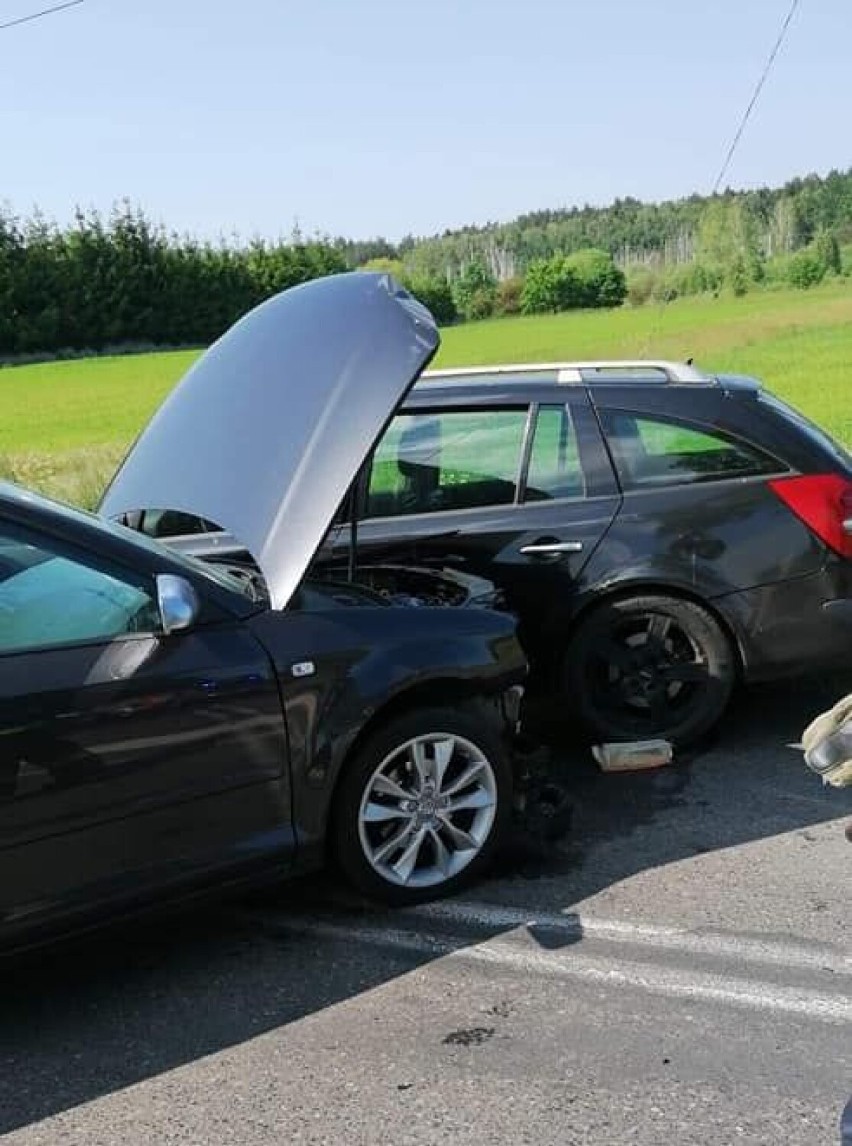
[564,594,736,747]
[332,706,511,906]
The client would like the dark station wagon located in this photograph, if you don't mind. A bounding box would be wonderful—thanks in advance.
[318,359,852,745]
[151,356,852,747]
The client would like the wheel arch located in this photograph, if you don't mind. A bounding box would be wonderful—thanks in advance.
[566,581,747,681]
[323,683,514,903]
[324,678,504,851]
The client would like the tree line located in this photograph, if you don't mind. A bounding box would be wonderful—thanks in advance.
[339,167,852,280]
[0,204,346,358]
[2,166,850,358]
[340,167,852,309]
[0,202,627,356]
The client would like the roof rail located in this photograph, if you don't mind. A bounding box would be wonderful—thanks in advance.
[422,359,711,385]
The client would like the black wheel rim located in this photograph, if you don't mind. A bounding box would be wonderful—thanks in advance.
[583,610,711,738]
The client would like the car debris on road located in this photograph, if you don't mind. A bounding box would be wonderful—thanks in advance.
[592,739,674,773]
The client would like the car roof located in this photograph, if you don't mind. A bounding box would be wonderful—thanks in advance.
[414,360,764,394]
[423,360,709,384]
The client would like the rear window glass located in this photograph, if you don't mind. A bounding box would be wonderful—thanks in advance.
[600,410,783,489]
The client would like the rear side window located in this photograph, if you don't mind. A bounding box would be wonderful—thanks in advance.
[599,410,782,489]
[366,408,528,518]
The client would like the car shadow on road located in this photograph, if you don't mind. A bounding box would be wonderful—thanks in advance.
[1,672,850,1135]
[0,883,501,1136]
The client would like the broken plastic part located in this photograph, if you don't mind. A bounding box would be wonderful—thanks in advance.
[591,740,673,773]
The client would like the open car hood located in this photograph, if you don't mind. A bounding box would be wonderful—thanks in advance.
[100,273,438,608]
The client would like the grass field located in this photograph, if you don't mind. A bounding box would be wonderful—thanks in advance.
[0,279,850,504]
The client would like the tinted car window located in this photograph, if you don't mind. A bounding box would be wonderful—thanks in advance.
[524,404,585,501]
[600,410,781,489]
[367,409,528,517]
[0,532,159,654]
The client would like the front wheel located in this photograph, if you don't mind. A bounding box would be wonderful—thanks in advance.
[332,705,512,906]
[564,594,736,747]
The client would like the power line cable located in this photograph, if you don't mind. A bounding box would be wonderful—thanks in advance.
[643,0,802,355]
[712,0,801,194]
[0,0,84,33]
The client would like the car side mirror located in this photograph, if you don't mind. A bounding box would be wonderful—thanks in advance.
[156,574,200,635]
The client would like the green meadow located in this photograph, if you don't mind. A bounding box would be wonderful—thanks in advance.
[0,280,850,505]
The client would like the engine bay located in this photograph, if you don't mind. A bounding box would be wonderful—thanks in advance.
[126,510,506,613]
[205,555,504,612]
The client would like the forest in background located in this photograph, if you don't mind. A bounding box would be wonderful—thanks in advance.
[1,166,850,357]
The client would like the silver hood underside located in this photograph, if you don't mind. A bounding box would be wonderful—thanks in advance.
[100,273,439,608]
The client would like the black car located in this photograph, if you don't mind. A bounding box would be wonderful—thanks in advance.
[0,274,528,952]
[314,359,850,746]
[145,357,852,746]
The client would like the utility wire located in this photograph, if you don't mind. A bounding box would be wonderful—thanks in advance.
[712,0,801,194]
[641,1,800,357]
[0,0,84,33]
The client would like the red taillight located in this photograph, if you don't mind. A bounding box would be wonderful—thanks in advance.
[768,474,852,559]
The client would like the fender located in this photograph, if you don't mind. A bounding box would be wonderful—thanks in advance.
[247,605,526,863]
[519,557,752,681]
[569,567,751,668]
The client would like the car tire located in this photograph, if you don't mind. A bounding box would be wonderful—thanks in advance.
[564,594,736,747]
[332,705,512,906]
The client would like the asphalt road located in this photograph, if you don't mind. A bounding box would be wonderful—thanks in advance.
[2,674,851,1145]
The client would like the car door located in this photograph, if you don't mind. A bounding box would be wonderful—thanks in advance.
[586,388,821,594]
[336,393,621,658]
[0,520,291,942]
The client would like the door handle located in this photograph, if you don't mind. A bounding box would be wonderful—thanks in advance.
[519,540,584,557]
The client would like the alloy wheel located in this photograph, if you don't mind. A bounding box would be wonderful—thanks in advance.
[357,732,498,889]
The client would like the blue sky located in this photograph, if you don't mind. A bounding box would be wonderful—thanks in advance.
[1,0,848,241]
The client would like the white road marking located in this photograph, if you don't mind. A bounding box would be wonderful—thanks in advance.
[408,898,852,975]
[268,913,852,1025]
[249,892,852,1027]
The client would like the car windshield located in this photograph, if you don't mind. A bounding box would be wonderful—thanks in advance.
[0,483,257,602]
